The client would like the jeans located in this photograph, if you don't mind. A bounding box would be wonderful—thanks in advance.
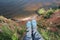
[23,19,44,40]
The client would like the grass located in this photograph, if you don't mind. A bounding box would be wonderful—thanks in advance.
[0,24,18,40]
[37,8,60,40]
[37,25,60,40]
[0,16,26,40]
[0,24,26,40]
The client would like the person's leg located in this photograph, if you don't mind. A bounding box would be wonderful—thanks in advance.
[31,19,44,40]
[23,21,32,40]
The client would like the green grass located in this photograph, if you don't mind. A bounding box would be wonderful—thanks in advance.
[37,23,60,40]
[0,24,26,40]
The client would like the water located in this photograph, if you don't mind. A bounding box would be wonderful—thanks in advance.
[0,0,60,18]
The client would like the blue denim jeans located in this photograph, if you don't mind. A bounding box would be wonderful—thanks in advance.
[23,19,44,40]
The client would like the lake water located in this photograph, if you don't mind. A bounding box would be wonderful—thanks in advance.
[0,0,60,18]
